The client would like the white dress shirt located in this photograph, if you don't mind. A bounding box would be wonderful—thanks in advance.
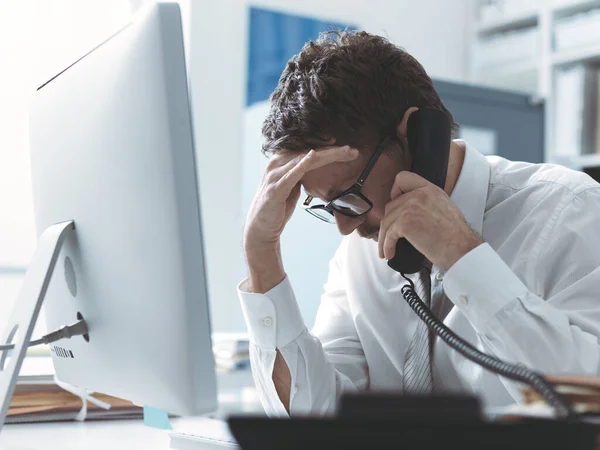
[238,140,600,417]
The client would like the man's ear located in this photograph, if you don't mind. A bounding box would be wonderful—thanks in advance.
[395,107,419,139]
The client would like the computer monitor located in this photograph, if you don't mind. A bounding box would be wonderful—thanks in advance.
[25,3,217,417]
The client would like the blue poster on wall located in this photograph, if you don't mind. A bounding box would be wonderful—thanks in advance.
[247,7,355,106]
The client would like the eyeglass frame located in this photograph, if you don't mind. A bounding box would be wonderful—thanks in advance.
[301,136,391,223]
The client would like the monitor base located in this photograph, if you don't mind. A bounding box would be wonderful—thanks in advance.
[0,220,75,435]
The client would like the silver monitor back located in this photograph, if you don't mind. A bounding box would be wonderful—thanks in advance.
[28,3,217,416]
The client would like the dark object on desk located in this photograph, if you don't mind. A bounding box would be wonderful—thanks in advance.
[227,393,598,450]
[338,391,482,422]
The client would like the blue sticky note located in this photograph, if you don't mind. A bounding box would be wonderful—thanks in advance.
[143,405,172,430]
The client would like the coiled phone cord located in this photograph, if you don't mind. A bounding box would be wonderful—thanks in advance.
[399,273,575,420]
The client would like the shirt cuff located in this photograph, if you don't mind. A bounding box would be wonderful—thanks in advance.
[443,242,530,334]
[237,276,306,350]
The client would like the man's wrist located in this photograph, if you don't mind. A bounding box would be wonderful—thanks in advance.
[444,234,484,271]
[244,243,285,294]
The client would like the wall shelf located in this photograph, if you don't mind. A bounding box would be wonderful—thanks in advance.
[473,60,539,94]
[552,45,600,67]
[471,2,600,173]
[477,10,538,36]
[552,0,600,18]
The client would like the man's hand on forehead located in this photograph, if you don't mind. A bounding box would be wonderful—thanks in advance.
[271,145,359,174]
[244,145,359,259]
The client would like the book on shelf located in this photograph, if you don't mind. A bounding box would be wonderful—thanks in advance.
[554,64,598,160]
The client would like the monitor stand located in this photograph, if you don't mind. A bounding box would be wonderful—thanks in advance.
[0,220,75,435]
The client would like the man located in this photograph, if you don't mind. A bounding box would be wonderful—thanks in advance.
[238,30,600,416]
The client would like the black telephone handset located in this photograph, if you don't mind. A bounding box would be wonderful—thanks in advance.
[384,109,573,418]
[386,108,451,275]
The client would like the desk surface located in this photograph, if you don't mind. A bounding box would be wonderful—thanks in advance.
[0,407,260,450]
[0,419,171,450]
[0,370,260,450]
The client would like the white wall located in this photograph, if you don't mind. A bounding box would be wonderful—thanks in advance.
[0,0,145,337]
[188,1,248,333]
[247,0,475,83]
[188,0,475,332]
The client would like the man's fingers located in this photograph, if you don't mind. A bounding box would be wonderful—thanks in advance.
[271,150,316,196]
[390,171,431,200]
[304,146,359,173]
[274,146,358,195]
[268,153,309,181]
[271,145,355,170]
[378,206,404,258]
[302,146,357,166]
[383,225,408,260]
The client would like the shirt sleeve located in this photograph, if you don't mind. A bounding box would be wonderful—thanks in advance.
[443,187,600,399]
[238,237,368,417]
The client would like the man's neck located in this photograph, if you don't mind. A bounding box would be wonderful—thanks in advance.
[443,140,466,196]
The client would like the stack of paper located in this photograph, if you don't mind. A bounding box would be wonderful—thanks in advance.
[554,64,599,160]
[7,383,143,424]
[520,374,600,415]
[484,374,600,423]
[6,355,143,424]
[212,333,250,373]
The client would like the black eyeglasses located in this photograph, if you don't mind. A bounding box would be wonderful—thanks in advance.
[302,136,390,224]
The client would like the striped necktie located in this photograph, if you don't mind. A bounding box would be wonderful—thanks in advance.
[402,261,434,394]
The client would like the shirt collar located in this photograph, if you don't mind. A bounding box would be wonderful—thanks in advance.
[449,139,491,237]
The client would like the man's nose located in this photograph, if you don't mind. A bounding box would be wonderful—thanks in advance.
[334,213,362,236]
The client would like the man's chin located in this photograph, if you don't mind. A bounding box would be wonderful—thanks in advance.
[358,231,378,242]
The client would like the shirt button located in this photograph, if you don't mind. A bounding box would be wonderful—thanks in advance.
[435,272,444,283]
[459,295,468,305]
[262,317,273,327]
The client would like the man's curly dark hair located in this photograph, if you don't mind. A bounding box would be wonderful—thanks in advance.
[261,30,456,155]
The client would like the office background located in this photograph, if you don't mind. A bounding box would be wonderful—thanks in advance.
[1,0,598,341]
